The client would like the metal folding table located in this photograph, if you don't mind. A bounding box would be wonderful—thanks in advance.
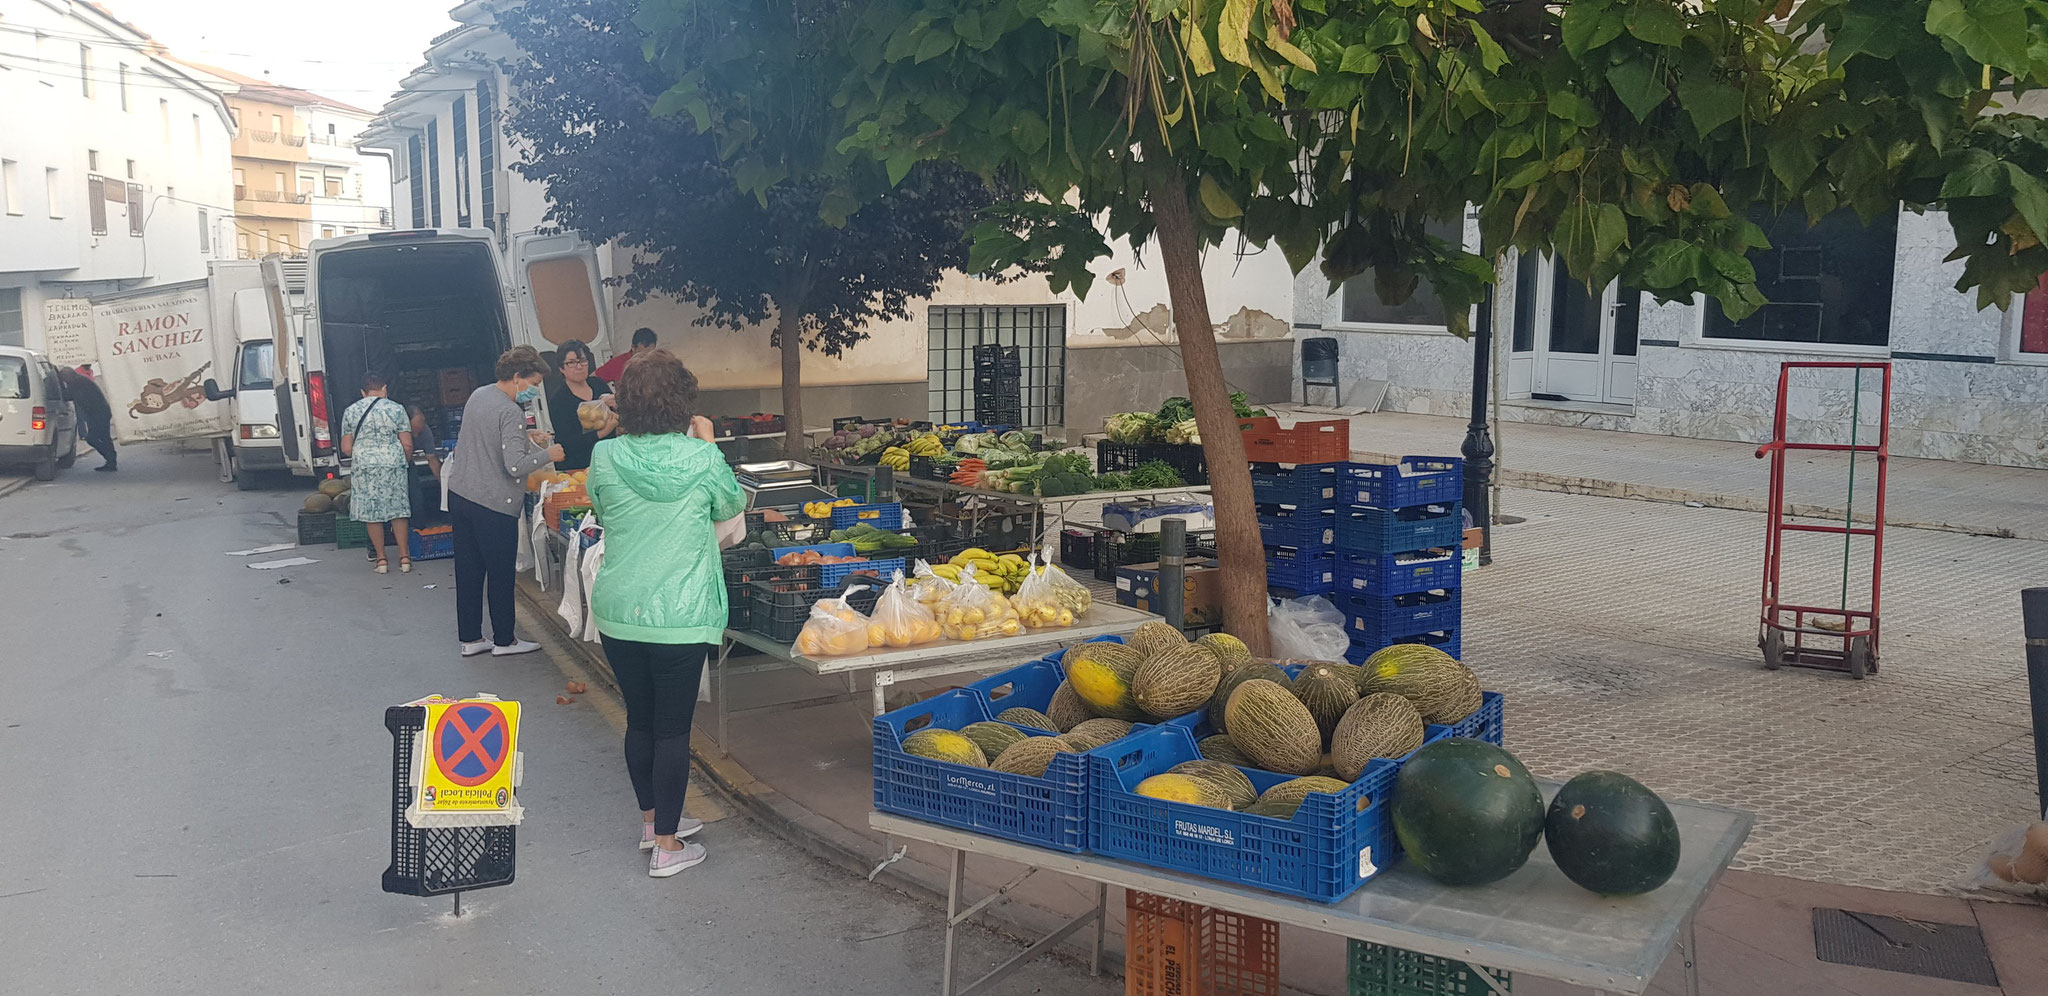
[873,791,1752,996]
[711,601,1162,750]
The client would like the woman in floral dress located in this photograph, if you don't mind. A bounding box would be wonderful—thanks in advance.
[340,372,415,574]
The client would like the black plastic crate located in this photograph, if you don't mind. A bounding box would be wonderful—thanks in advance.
[298,510,337,546]
[908,454,956,482]
[382,706,516,897]
[1062,527,1110,570]
[973,344,1022,373]
[1095,530,1170,582]
[747,576,884,644]
[1093,440,1208,485]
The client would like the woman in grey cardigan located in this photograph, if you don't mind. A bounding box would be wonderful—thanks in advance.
[444,345,564,656]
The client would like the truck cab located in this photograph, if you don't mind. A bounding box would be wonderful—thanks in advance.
[270,229,609,479]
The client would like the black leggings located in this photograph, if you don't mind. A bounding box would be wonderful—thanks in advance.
[601,637,710,836]
[450,491,519,645]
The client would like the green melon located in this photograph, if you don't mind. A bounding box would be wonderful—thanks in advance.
[1291,664,1361,746]
[318,477,350,497]
[1196,735,1257,767]
[1046,681,1093,732]
[1066,642,1146,719]
[1545,771,1681,896]
[303,493,333,514]
[989,736,1073,777]
[1207,662,1288,733]
[1135,773,1236,810]
[1169,759,1258,810]
[1329,693,1427,781]
[1063,717,1135,749]
[1245,776,1353,820]
[1391,738,1545,886]
[1197,632,1253,672]
[1128,620,1188,659]
[901,728,988,767]
[996,707,1058,732]
[959,721,1029,761]
[1358,644,1484,724]
[1223,679,1323,776]
[1132,644,1223,720]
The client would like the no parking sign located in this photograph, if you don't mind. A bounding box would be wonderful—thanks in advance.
[403,695,525,828]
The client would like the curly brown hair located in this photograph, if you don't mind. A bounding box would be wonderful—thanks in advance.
[615,348,699,436]
[494,345,548,382]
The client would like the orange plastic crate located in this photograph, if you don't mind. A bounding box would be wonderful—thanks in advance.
[1239,417,1351,464]
[542,486,589,523]
[1125,891,1280,996]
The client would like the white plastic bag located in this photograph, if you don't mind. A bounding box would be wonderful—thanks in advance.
[556,514,587,635]
[1267,595,1349,661]
[578,536,604,643]
[1960,815,2048,899]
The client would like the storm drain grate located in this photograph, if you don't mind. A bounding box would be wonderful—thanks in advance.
[1811,908,1998,988]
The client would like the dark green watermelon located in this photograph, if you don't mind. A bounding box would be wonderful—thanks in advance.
[1544,771,1680,896]
[1390,738,1544,886]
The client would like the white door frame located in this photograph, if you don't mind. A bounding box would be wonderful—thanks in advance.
[1513,253,1637,405]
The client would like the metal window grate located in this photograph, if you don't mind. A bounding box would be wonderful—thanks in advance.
[926,305,1066,427]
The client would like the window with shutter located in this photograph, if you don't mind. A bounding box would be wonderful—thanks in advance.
[88,176,107,235]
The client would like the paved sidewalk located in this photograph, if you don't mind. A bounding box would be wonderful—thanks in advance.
[1271,406,2048,540]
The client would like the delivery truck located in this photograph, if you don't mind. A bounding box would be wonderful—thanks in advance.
[265,228,612,480]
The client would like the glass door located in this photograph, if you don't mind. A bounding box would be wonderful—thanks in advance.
[1515,254,1638,404]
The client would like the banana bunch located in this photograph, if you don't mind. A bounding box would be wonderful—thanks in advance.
[947,548,1032,594]
[803,497,861,519]
[879,445,911,471]
[906,434,945,457]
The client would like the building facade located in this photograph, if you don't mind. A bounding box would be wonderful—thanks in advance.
[0,0,236,350]
[1293,207,2048,469]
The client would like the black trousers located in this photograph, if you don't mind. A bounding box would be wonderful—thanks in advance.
[600,637,709,836]
[450,491,519,645]
[82,417,116,464]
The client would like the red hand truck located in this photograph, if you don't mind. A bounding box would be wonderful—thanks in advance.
[1754,361,1890,679]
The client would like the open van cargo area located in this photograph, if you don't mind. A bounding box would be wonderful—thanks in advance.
[316,240,508,450]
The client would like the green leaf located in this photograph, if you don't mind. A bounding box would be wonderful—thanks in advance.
[1829,12,1899,70]
[1362,12,1409,49]
[1548,91,1597,126]
[1606,60,1668,122]
[1185,17,1217,74]
[1926,0,2033,74]
[1199,175,1244,218]
[1551,146,1586,172]
[1218,0,1255,68]
[1637,239,1706,288]
[886,149,918,186]
[1561,0,1623,57]
[1939,149,2009,198]
[2006,166,2048,249]
[1687,183,1733,219]
[1766,133,1820,188]
[1594,203,1629,260]
[1625,2,1686,47]
[1468,21,1510,73]
[1706,248,1755,284]
[1500,159,1551,189]
[1265,26,1318,72]
[1011,109,1050,154]
[913,26,956,63]
[1339,45,1381,75]
[1273,219,1321,273]
[1676,78,1743,137]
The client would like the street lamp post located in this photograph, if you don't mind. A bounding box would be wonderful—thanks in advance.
[1462,284,1496,565]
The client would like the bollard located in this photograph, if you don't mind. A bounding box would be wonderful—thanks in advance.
[1158,519,1186,631]
[2024,588,2048,814]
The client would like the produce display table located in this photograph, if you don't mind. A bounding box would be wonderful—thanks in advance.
[813,460,1211,544]
[873,792,1751,996]
[711,601,1160,749]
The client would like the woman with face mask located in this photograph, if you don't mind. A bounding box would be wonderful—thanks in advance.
[443,345,564,657]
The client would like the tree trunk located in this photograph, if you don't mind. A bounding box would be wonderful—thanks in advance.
[777,305,806,458]
[1146,159,1271,654]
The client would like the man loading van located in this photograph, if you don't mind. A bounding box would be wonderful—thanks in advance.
[57,367,115,472]
[592,327,659,383]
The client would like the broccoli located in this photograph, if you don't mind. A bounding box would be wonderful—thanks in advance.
[1036,471,1095,497]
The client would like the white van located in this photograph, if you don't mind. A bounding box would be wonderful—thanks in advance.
[266,229,610,479]
[0,346,81,481]
[204,263,306,489]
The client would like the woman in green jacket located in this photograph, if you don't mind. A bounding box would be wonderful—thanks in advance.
[586,349,743,878]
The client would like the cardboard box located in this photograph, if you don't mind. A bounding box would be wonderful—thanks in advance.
[1462,527,1482,550]
[439,368,476,407]
[1114,559,1220,627]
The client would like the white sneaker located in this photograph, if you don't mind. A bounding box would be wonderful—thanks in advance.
[649,841,706,878]
[491,639,540,656]
[639,817,703,851]
[459,640,492,657]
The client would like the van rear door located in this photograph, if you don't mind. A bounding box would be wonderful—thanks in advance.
[261,255,316,474]
[510,233,612,356]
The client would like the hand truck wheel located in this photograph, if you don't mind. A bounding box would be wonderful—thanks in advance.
[1847,635,1871,680]
[1761,628,1784,671]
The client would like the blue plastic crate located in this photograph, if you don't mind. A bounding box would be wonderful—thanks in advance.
[1250,462,1342,508]
[408,527,455,562]
[1089,724,1449,902]
[872,688,1095,852]
[1452,691,1505,746]
[832,501,905,530]
[821,556,904,588]
[1034,635,1125,670]
[1334,503,1463,555]
[1339,589,1462,646]
[1345,629,1461,665]
[771,541,856,562]
[1337,548,1461,598]
[1342,457,1463,510]
[1258,505,1337,550]
[1265,546,1336,595]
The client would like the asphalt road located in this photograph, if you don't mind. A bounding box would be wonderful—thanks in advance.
[0,446,1117,995]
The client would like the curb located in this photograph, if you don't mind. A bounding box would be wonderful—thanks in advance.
[0,476,32,501]
[511,579,1121,977]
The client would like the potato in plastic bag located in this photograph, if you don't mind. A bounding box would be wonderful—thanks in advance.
[937,566,1023,640]
[793,594,872,657]
[1013,548,1091,628]
[910,558,959,606]
[1961,816,2048,899]
[870,571,942,648]
[577,400,611,431]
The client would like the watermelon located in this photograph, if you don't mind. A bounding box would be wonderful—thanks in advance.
[1390,738,1544,886]
[1544,771,1681,896]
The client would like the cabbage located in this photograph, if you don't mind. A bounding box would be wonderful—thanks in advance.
[1104,411,1158,444]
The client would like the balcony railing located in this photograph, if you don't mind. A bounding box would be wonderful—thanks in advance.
[248,131,279,143]
[282,134,307,147]
[246,131,307,148]
[247,190,312,204]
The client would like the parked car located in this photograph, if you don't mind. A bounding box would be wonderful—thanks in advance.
[0,346,80,481]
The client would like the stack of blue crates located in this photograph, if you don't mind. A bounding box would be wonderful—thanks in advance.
[1255,462,1343,595]
[1333,456,1465,661]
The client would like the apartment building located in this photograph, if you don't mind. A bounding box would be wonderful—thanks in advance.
[0,0,236,354]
